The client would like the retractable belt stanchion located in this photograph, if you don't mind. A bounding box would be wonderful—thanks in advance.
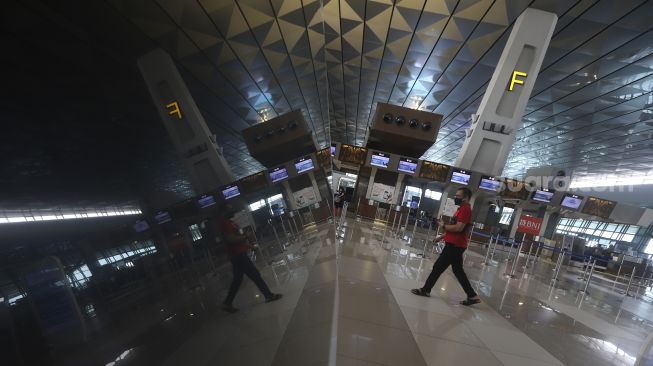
[483,235,493,265]
[507,240,524,278]
[625,267,636,297]
[490,235,500,261]
[580,259,596,295]
[390,210,398,233]
[524,241,535,268]
[613,256,626,289]
[396,214,403,238]
[354,197,361,219]
[505,239,516,263]
[551,251,565,284]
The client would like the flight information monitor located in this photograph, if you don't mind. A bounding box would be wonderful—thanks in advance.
[133,219,150,232]
[330,144,336,157]
[397,157,417,174]
[450,168,470,185]
[560,193,583,209]
[198,194,217,208]
[221,184,241,200]
[479,176,501,192]
[532,189,554,203]
[370,152,390,168]
[581,197,616,218]
[419,161,450,182]
[269,167,289,183]
[154,211,172,224]
[294,156,314,174]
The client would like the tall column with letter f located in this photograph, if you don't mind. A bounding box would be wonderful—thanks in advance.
[138,49,235,194]
[454,8,557,176]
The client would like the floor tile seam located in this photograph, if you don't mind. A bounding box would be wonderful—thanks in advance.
[281,319,333,336]
[335,353,388,366]
[487,348,565,366]
[403,324,489,349]
[338,313,412,333]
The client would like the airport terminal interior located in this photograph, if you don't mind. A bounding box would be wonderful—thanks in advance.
[3,1,653,365]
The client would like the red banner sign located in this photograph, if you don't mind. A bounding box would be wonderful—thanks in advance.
[517,215,543,236]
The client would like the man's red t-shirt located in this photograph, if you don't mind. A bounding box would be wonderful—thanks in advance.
[443,202,472,248]
[218,218,249,257]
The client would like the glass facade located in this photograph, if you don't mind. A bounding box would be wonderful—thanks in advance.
[555,218,640,247]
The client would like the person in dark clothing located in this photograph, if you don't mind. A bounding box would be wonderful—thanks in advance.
[412,187,481,306]
[217,203,282,313]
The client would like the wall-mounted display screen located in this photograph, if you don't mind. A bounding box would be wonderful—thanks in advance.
[419,161,450,182]
[239,172,268,194]
[479,176,501,192]
[222,184,241,200]
[338,144,368,165]
[269,167,289,183]
[500,179,530,200]
[532,188,554,203]
[370,152,390,168]
[581,196,616,218]
[294,156,314,174]
[397,157,417,174]
[330,144,336,157]
[316,147,331,168]
[560,193,583,209]
[198,194,217,208]
[450,168,471,185]
[154,211,172,224]
[133,219,150,232]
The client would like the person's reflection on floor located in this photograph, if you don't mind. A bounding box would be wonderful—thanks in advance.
[214,203,282,313]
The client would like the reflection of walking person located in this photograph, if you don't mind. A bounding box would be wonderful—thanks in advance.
[217,203,282,313]
[411,188,481,306]
[334,187,345,217]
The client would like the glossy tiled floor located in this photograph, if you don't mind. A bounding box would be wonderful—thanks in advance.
[111,218,653,366]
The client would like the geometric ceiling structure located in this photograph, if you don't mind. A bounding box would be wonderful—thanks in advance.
[2,0,653,209]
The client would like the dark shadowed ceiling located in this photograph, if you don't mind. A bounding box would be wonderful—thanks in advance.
[1,0,652,210]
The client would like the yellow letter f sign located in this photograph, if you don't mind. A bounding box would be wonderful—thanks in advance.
[509,71,527,91]
[166,101,182,119]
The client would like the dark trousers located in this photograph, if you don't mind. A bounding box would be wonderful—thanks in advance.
[422,243,477,298]
[224,252,273,305]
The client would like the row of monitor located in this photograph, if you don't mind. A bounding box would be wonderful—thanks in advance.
[333,144,616,218]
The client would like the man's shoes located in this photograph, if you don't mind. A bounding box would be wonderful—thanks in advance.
[411,288,430,297]
[460,297,481,306]
[265,293,283,303]
[222,304,239,313]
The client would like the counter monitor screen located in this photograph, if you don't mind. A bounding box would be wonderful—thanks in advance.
[581,196,616,218]
[370,152,390,168]
[294,156,314,174]
[269,167,289,183]
[479,176,501,192]
[222,184,241,200]
[397,157,417,174]
[330,144,336,157]
[560,193,583,209]
[532,189,554,203]
[450,168,470,185]
[419,161,450,182]
[198,194,217,208]
[338,144,367,165]
[133,219,150,232]
[154,211,172,224]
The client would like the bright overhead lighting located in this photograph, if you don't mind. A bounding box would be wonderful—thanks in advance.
[570,173,653,188]
[0,206,142,224]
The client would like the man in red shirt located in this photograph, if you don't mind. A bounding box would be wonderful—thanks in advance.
[411,187,481,306]
[218,203,282,313]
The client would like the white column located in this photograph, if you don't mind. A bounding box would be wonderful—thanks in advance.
[308,171,323,202]
[138,49,235,194]
[365,167,378,200]
[455,9,557,176]
[509,206,524,239]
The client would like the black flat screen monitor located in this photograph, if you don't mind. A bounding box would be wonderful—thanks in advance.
[370,152,390,168]
[560,193,583,209]
[154,211,172,224]
[397,157,417,174]
[532,189,554,203]
[479,176,501,192]
[294,156,314,174]
[419,161,450,182]
[581,197,616,218]
[133,219,150,232]
[450,168,470,185]
[269,167,289,183]
[222,184,241,200]
[198,194,217,208]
